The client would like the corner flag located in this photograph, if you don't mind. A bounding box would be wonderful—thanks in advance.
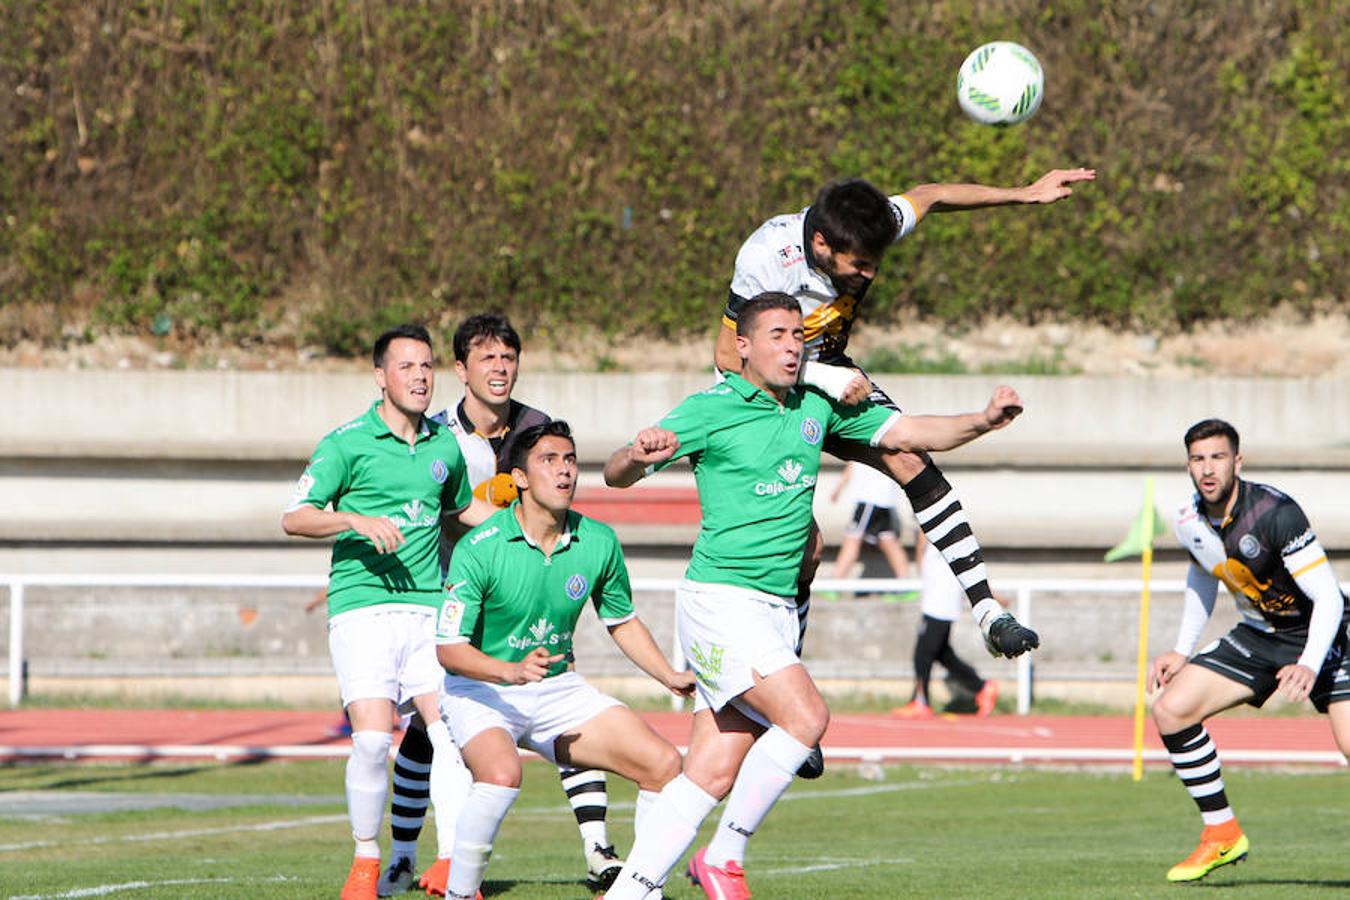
[1106,477,1168,781]
[1104,481,1167,562]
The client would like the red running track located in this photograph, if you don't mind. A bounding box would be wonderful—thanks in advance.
[1,708,1342,767]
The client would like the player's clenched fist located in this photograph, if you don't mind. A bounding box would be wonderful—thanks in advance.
[630,427,680,464]
[348,513,405,554]
[982,385,1023,430]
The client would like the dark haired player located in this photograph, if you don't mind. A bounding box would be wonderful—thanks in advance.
[602,293,1023,899]
[1150,418,1350,882]
[282,324,494,900]
[714,171,1092,669]
[382,314,627,896]
[434,421,694,900]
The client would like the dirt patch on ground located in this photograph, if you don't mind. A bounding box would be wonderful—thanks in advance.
[2,306,1346,376]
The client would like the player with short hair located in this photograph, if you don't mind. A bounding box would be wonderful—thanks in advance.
[1149,418,1350,882]
[715,172,1092,657]
[600,293,1024,899]
[281,324,494,900]
[380,314,624,896]
[434,420,695,900]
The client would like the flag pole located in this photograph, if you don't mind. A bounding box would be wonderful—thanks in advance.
[1131,476,1156,782]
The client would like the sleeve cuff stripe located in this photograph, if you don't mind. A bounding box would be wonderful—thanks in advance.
[1290,556,1328,578]
[869,411,904,447]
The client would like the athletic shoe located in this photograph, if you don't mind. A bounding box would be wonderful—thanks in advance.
[975,681,999,717]
[415,857,481,900]
[981,611,1040,658]
[687,847,751,899]
[585,843,625,892]
[1166,821,1248,882]
[795,743,825,780]
[891,700,936,720]
[341,857,381,900]
[377,856,417,896]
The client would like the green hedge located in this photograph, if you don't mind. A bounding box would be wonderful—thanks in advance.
[2,1,1345,356]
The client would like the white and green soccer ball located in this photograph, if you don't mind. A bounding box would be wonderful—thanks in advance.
[956,41,1044,126]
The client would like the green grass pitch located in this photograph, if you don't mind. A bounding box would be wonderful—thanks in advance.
[2,760,1346,898]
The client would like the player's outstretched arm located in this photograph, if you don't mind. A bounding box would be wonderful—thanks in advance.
[607,618,697,696]
[281,506,405,554]
[603,427,681,488]
[438,643,561,685]
[904,168,1095,218]
[878,385,1023,452]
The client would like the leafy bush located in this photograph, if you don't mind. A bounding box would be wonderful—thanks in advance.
[0,2,1344,354]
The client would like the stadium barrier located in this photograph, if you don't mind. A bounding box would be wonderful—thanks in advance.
[3,573,1255,712]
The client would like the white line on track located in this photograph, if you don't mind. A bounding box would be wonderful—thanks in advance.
[758,857,910,875]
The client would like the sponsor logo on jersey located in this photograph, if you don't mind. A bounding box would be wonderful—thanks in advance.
[755,457,816,496]
[430,458,449,484]
[1238,534,1261,559]
[1282,527,1315,555]
[469,525,499,545]
[437,588,466,638]
[287,472,316,509]
[388,499,437,529]
[800,417,823,446]
[565,574,589,602]
[508,617,573,650]
[778,244,804,268]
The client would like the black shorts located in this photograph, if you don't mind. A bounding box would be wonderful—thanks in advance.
[845,501,902,545]
[1191,622,1350,713]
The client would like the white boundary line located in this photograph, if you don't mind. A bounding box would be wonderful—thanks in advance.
[10,876,298,899]
[1,742,1341,765]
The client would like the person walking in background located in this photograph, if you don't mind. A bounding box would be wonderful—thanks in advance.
[893,532,1001,719]
[830,460,913,596]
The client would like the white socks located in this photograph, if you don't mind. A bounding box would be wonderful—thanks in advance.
[346,730,393,853]
[426,720,473,859]
[706,726,811,868]
[603,775,718,900]
[446,782,519,899]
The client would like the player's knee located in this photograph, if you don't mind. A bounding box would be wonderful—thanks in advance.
[472,762,522,789]
[349,730,393,769]
[1150,692,1196,733]
[684,757,740,800]
[637,743,683,791]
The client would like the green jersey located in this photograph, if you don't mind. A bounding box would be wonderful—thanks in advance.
[288,400,473,617]
[656,373,899,598]
[436,504,636,679]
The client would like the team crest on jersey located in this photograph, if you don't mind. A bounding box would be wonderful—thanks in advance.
[1238,534,1261,559]
[800,417,823,446]
[430,458,449,484]
[565,573,589,601]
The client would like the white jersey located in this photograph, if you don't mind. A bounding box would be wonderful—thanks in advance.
[920,542,966,622]
[726,194,921,363]
[843,462,904,509]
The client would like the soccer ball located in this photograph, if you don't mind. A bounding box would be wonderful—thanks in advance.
[956,41,1044,126]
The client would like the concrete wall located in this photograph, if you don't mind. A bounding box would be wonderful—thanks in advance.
[2,368,1349,548]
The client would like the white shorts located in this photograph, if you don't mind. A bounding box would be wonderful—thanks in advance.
[439,671,623,763]
[678,580,801,718]
[328,605,444,707]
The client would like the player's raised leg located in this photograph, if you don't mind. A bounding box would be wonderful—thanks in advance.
[1152,664,1253,882]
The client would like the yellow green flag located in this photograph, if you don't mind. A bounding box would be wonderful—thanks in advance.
[1104,480,1168,562]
